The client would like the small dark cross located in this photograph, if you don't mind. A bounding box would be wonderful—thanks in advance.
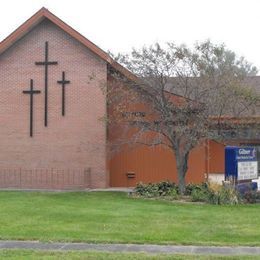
[57,71,70,116]
[22,79,41,137]
[35,41,58,127]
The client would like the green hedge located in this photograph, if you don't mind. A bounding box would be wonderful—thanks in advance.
[133,181,260,205]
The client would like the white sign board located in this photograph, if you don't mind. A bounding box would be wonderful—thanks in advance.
[237,161,258,181]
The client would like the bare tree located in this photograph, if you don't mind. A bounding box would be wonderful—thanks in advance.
[107,41,259,194]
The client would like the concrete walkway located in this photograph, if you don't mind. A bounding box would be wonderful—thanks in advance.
[0,241,260,255]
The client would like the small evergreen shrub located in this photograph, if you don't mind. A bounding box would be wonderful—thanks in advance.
[189,183,211,202]
[157,181,178,196]
[185,183,209,195]
[134,181,177,198]
[168,188,179,200]
[191,189,208,202]
[185,183,199,196]
[134,183,158,197]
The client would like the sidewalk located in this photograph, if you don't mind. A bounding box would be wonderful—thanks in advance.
[0,241,260,255]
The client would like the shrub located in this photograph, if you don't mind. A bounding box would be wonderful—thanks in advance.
[185,183,198,196]
[191,189,208,202]
[190,182,240,205]
[134,182,148,197]
[236,182,259,204]
[236,182,257,196]
[168,188,179,200]
[218,185,240,205]
[185,183,209,196]
[242,189,260,204]
[243,190,257,203]
[135,183,159,197]
[188,182,211,202]
[205,189,220,204]
[134,181,178,198]
[157,181,178,196]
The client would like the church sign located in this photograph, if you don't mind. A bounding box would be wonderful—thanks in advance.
[225,146,258,181]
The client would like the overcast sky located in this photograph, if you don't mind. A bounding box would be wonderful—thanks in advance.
[1,0,260,70]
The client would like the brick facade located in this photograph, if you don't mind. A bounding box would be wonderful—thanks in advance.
[1,9,258,189]
[0,19,108,189]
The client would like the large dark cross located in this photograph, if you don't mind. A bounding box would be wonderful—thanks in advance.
[57,71,70,116]
[35,41,58,127]
[22,79,41,137]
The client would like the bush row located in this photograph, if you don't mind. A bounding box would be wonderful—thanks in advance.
[134,181,260,204]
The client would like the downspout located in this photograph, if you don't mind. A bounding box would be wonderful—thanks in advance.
[205,139,209,182]
[207,139,210,182]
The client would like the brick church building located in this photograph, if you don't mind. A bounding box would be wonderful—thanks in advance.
[0,8,259,189]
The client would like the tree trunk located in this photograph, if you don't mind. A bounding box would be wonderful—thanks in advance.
[175,150,189,195]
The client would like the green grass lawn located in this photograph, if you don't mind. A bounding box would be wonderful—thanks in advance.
[0,250,257,260]
[0,191,259,246]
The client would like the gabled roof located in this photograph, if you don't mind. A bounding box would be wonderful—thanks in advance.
[0,7,137,81]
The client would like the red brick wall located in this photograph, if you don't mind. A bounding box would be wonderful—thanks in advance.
[0,19,108,189]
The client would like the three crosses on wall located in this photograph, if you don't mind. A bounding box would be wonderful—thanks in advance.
[22,41,70,137]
